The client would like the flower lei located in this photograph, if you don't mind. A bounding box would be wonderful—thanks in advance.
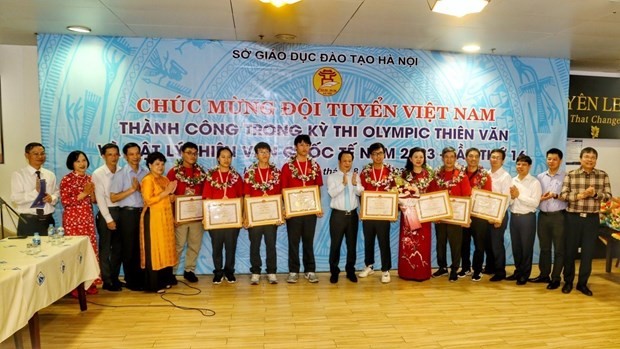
[287,156,320,183]
[362,162,398,190]
[173,159,207,186]
[205,166,240,190]
[245,163,281,192]
[435,164,466,189]
[468,166,490,189]
[403,165,435,193]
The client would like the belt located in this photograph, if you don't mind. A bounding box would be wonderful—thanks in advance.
[511,212,535,216]
[540,210,565,215]
[21,213,53,221]
[108,206,120,211]
[332,208,357,216]
[121,206,142,211]
[568,212,599,218]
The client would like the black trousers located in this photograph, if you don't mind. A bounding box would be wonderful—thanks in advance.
[564,212,599,286]
[286,215,317,273]
[248,224,277,274]
[362,219,391,271]
[209,228,240,277]
[96,207,122,285]
[509,212,537,279]
[329,209,359,275]
[118,207,145,288]
[537,211,566,282]
[461,217,489,273]
[490,213,509,277]
[143,209,175,292]
[435,223,462,271]
[17,214,54,236]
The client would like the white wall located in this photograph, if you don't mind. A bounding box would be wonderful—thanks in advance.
[0,45,41,234]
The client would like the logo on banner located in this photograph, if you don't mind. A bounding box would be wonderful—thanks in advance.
[313,67,342,96]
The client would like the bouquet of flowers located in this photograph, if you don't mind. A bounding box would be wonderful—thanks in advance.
[394,176,421,231]
[600,198,620,231]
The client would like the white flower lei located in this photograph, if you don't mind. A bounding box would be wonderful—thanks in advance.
[468,166,490,189]
[205,166,240,190]
[402,164,435,193]
[287,156,319,182]
[245,163,281,192]
[435,164,466,189]
[173,159,207,186]
[362,162,398,190]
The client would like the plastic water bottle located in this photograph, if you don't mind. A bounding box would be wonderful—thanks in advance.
[32,232,42,254]
[47,224,56,244]
[56,226,65,243]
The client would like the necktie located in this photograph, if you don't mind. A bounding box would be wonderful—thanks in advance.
[344,175,351,211]
[35,171,44,216]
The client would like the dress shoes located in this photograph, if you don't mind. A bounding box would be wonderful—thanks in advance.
[346,272,358,283]
[576,284,593,296]
[516,277,527,285]
[184,271,198,283]
[506,274,518,281]
[562,282,573,294]
[330,273,339,284]
[489,275,505,282]
[102,282,122,292]
[529,275,550,283]
[546,280,561,290]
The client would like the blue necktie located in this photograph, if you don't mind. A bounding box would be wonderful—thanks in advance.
[344,175,351,211]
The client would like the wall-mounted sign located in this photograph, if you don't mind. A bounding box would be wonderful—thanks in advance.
[568,75,620,139]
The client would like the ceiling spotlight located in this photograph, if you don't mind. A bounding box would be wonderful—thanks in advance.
[462,44,481,53]
[259,0,301,8]
[428,0,489,17]
[275,33,297,41]
[66,25,92,33]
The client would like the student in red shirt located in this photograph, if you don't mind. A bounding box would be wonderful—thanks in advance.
[428,146,471,282]
[202,147,243,284]
[280,135,323,284]
[243,142,282,285]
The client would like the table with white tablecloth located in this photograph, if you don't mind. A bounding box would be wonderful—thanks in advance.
[0,236,100,346]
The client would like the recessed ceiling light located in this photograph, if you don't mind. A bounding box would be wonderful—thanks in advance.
[275,33,296,41]
[462,44,480,53]
[66,25,92,33]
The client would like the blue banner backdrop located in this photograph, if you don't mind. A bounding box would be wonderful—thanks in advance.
[37,34,569,274]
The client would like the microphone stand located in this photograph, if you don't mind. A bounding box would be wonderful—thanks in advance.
[0,196,26,239]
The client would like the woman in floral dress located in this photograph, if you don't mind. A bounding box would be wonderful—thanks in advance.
[398,147,434,281]
[60,150,98,293]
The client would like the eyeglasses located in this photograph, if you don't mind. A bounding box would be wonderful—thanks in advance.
[29,152,46,157]
[183,151,198,156]
[371,151,384,156]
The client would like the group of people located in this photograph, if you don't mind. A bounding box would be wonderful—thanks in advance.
[10,137,613,296]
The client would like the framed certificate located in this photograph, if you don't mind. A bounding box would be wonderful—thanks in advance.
[203,198,243,230]
[175,195,204,223]
[470,188,509,223]
[245,194,283,227]
[414,190,453,223]
[360,191,398,221]
[282,185,322,218]
[442,196,471,227]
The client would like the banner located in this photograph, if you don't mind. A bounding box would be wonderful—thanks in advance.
[568,75,620,139]
[38,34,569,273]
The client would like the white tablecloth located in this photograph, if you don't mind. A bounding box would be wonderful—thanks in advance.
[0,236,100,342]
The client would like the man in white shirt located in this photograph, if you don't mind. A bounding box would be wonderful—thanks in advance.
[92,143,122,291]
[327,150,364,283]
[488,149,513,282]
[10,142,59,236]
[508,154,542,285]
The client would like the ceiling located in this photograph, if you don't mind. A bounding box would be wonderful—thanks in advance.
[1,0,619,72]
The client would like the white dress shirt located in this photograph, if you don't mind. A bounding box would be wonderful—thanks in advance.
[510,173,542,214]
[327,169,364,211]
[490,167,512,196]
[10,165,59,215]
[92,164,121,223]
